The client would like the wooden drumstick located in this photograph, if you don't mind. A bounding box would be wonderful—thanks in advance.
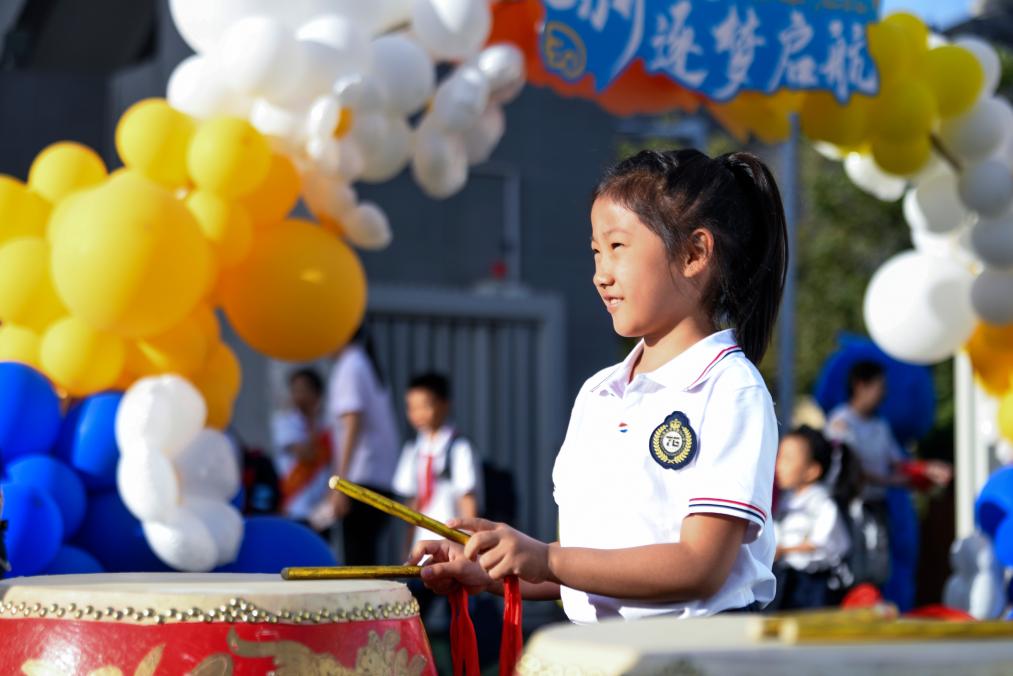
[282,565,422,580]
[328,475,471,545]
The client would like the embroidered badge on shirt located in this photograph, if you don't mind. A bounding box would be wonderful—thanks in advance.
[649,411,697,470]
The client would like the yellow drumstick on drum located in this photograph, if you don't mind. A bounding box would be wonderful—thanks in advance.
[282,476,471,582]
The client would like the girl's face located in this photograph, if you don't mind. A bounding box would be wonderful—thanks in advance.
[590,198,704,341]
[775,435,821,491]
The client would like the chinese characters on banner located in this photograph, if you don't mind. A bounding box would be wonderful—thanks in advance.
[540,0,879,102]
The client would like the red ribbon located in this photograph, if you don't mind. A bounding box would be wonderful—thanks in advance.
[500,576,523,676]
[449,586,480,676]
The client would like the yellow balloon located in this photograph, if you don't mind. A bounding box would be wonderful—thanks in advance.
[0,175,51,245]
[1000,390,1013,444]
[967,323,1013,396]
[221,219,366,361]
[241,152,302,229]
[40,316,125,396]
[871,135,932,176]
[50,170,213,338]
[193,341,242,429]
[185,190,253,268]
[28,141,107,204]
[192,303,221,346]
[0,237,67,332]
[801,92,872,147]
[187,117,271,199]
[921,45,984,118]
[0,324,42,369]
[116,98,196,187]
[871,80,936,141]
[127,313,209,378]
[882,12,929,61]
[867,22,916,86]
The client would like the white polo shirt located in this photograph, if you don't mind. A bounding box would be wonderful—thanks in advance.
[553,329,777,622]
[774,483,851,573]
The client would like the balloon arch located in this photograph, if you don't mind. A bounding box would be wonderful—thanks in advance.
[0,1,1011,579]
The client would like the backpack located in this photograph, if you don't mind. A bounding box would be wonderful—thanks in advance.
[439,434,518,525]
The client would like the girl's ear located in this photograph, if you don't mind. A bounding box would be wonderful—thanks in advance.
[681,227,714,279]
[803,461,822,485]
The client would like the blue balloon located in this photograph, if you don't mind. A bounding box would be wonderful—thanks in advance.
[218,517,335,574]
[1,482,63,577]
[71,491,170,573]
[0,363,62,463]
[6,456,87,538]
[54,393,123,491]
[41,545,104,575]
[976,466,1013,539]
[813,333,936,445]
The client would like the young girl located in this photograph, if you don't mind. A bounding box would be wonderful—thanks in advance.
[771,426,853,610]
[409,149,788,620]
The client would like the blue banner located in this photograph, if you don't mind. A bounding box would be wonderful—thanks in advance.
[540,0,880,102]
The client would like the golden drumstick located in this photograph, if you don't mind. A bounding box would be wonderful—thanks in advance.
[328,475,471,545]
[282,565,422,580]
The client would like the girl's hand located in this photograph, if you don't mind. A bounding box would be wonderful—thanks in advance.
[407,539,493,595]
[451,517,553,583]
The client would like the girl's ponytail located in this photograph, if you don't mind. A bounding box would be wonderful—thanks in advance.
[720,153,788,364]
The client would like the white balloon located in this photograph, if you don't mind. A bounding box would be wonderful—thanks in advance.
[910,226,979,268]
[863,250,977,364]
[174,429,241,501]
[411,0,491,60]
[302,171,358,223]
[297,14,371,75]
[336,138,365,181]
[306,136,343,174]
[370,34,436,116]
[972,267,1013,324]
[215,16,307,104]
[184,496,244,567]
[116,375,207,458]
[354,114,413,182]
[956,36,1001,99]
[249,98,308,146]
[971,215,1013,268]
[432,65,490,132]
[959,158,1013,218]
[306,95,342,139]
[474,44,526,104]
[343,202,392,250]
[902,171,969,234]
[461,105,505,164]
[412,121,468,198]
[844,153,905,202]
[167,55,251,119]
[940,97,1012,163]
[117,449,180,522]
[333,74,388,113]
[318,1,398,35]
[168,0,320,54]
[143,505,218,572]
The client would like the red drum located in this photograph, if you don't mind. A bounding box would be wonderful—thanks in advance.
[0,573,435,675]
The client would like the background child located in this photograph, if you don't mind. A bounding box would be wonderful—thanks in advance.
[410,148,788,620]
[771,425,853,610]
[393,372,482,554]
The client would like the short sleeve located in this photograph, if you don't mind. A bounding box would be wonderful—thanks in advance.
[686,385,777,543]
[327,351,371,418]
[392,443,417,498]
[450,438,479,496]
[809,499,851,562]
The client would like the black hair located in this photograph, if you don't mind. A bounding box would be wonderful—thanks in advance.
[847,360,885,399]
[786,425,860,504]
[288,367,323,396]
[408,372,451,402]
[592,148,788,364]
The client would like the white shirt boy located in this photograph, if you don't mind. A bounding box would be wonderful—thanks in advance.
[774,483,851,572]
[326,343,400,490]
[553,329,777,622]
[392,425,481,547]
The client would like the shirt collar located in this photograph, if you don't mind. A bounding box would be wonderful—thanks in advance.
[591,330,742,397]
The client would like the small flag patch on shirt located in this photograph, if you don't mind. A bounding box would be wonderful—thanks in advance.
[618,422,629,433]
